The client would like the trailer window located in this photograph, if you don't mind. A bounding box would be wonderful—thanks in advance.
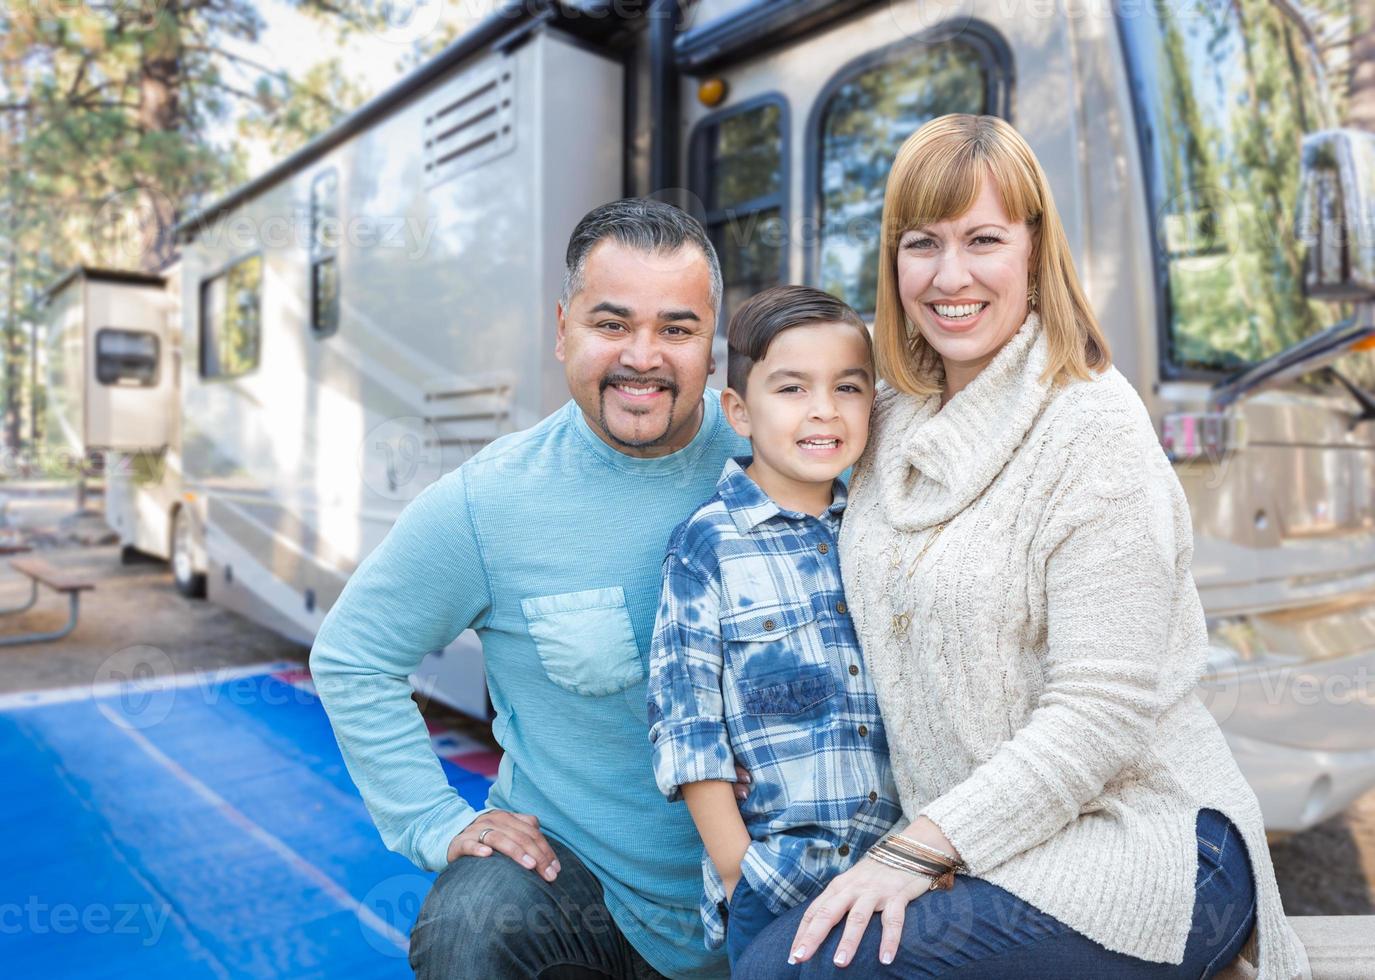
[310,168,340,338]
[690,96,788,329]
[200,254,262,379]
[1119,0,1346,376]
[815,39,992,316]
[95,329,159,387]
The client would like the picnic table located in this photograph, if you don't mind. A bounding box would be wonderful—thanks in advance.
[0,553,95,646]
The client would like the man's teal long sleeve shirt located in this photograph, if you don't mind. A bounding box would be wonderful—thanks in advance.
[311,390,748,980]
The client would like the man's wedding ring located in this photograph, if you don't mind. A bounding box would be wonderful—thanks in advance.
[477,827,495,845]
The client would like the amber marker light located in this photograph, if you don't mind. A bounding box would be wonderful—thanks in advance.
[1352,335,1375,352]
[698,79,728,108]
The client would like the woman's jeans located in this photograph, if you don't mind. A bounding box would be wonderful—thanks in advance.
[734,809,1256,978]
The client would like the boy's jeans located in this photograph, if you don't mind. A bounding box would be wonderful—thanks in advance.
[409,836,668,980]
[725,877,781,970]
[734,808,1256,978]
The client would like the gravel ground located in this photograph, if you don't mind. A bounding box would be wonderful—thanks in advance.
[1,482,1371,915]
[0,483,494,744]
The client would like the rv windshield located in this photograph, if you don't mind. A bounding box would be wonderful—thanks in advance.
[1118,0,1349,377]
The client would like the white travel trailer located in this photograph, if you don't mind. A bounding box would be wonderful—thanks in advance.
[41,267,175,457]
[39,264,199,576]
[53,0,1375,831]
[39,266,183,522]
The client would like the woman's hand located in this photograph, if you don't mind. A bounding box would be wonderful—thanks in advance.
[788,818,961,968]
[787,858,931,967]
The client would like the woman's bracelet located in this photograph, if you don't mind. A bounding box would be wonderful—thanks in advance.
[865,837,961,890]
[864,845,942,884]
[880,832,964,871]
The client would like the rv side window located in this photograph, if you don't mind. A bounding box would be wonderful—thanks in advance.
[311,168,340,338]
[814,38,994,316]
[200,254,263,379]
[690,96,788,329]
[1119,0,1348,377]
[95,329,159,387]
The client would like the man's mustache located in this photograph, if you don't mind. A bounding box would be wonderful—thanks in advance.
[601,375,679,395]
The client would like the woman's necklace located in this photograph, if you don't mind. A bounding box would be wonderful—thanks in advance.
[888,520,948,639]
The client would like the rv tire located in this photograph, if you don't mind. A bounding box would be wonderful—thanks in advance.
[172,508,207,599]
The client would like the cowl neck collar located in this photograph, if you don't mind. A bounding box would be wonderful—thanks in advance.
[873,312,1054,531]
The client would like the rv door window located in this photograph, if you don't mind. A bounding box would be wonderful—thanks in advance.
[95,328,159,387]
[310,168,340,337]
[690,97,788,329]
[1119,0,1350,378]
[200,254,263,379]
[312,258,339,338]
[815,39,991,316]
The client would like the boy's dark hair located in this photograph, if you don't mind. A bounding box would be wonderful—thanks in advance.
[726,285,872,394]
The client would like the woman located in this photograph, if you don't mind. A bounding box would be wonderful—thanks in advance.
[735,115,1307,978]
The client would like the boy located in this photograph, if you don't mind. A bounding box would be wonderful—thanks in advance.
[646,285,903,968]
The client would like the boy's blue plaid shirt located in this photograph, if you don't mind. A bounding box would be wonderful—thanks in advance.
[646,456,903,950]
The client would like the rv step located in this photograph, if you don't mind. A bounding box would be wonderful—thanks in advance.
[1216,916,1375,980]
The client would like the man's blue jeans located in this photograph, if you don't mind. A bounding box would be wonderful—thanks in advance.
[734,809,1256,978]
[409,836,668,980]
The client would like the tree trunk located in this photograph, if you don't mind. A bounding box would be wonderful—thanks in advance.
[136,1,183,271]
[1351,1,1375,130]
[3,56,23,454]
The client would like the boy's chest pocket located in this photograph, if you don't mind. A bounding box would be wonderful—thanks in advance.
[722,602,837,718]
[521,587,645,697]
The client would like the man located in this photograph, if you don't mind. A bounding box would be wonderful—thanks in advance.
[311,198,749,979]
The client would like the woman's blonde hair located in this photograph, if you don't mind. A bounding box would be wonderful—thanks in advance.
[874,114,1110,396]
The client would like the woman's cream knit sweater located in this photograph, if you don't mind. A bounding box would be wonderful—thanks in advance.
[839,314,1308,978]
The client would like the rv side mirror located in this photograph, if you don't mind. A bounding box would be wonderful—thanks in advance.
[1297,128,1375,302]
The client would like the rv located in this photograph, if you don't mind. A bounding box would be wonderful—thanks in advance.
[44,0,1375,832]
[39,265,181,518]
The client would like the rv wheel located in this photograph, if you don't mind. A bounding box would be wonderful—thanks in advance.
[172,508,207,599]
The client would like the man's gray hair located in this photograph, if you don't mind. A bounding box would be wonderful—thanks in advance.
[561,198,723,311]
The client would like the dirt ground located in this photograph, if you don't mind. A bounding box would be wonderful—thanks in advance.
[1,483,1371,915]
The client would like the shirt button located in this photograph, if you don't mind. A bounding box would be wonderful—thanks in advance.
[858,725,869,737]
[837,844,851,857]
[763,619,776,631]
[818,542,829,555]
[848,664,859,676]
[837,601,848,614]
[868,791,879,803]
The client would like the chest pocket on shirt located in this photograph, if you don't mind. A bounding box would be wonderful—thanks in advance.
[721,603,836,717]
[521,586,645,697]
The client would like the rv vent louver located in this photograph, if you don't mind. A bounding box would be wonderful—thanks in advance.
[422,61,516,188]
[422,376,515,463]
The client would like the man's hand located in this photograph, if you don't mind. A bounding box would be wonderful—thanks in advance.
[446,810,561,882]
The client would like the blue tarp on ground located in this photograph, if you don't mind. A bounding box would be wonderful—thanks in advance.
[0,664,495,979]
